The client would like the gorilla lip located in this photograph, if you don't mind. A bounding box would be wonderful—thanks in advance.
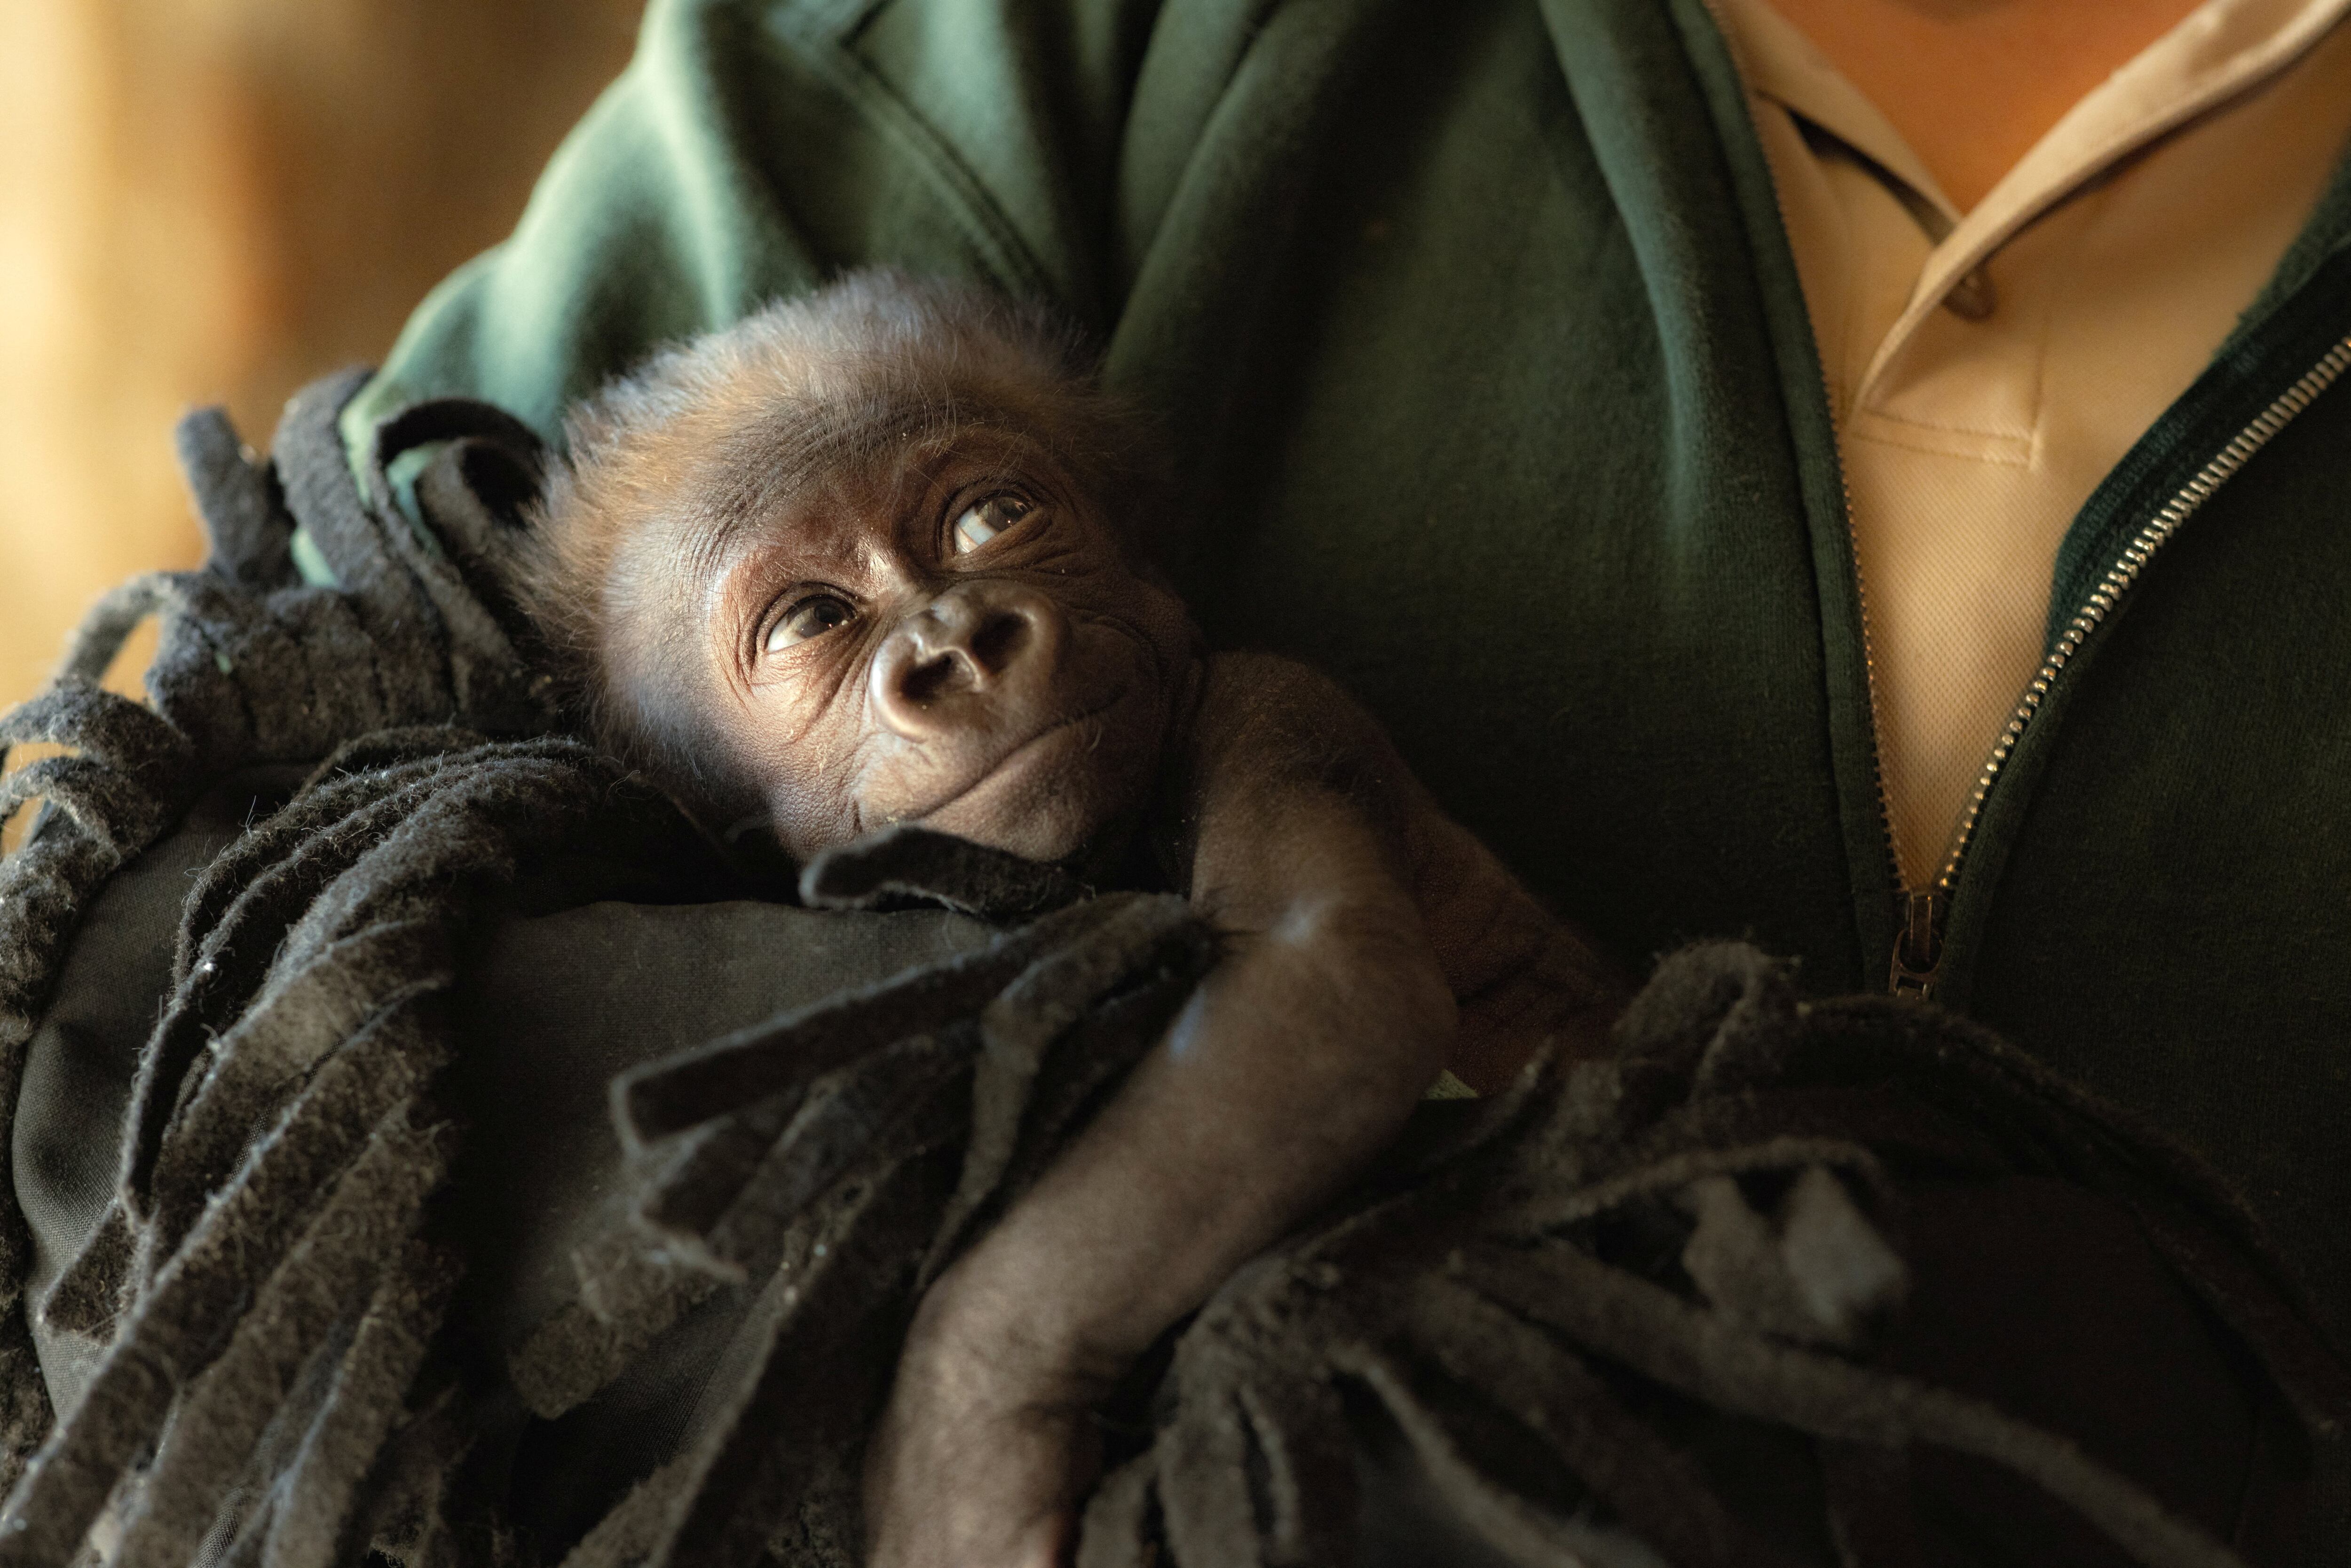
[907,685,1132,824]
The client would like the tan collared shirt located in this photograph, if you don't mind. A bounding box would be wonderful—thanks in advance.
[1712,0,2351,887]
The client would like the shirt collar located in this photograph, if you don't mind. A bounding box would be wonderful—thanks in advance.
[1712,0,2351,382]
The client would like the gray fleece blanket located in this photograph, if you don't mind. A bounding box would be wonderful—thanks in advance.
[0,373,2339,1568]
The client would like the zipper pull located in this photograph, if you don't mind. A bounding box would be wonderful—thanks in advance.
[1888,889,1945,999]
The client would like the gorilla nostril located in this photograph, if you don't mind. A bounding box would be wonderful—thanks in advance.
[969,608,1032,675]
[880,597,1039,724]
[899,650,968,706]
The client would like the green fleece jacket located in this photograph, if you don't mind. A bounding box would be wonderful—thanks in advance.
[344,0,2351,1529]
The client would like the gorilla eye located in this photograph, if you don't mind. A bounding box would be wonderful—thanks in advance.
[765,593,855,652]
[951,492,1034,554]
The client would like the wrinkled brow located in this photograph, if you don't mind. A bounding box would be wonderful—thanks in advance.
[684,376,967,548]
[680,368,1064,561]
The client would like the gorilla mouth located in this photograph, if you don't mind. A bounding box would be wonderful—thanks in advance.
[908,685,1132,824]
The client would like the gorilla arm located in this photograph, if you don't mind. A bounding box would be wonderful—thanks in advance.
[862,654,1624,1568]
[1177,654,1626,1094]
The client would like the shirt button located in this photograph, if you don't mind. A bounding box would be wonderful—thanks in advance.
[1944,264,1997,321]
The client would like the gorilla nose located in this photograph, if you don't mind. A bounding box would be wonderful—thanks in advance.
[870,582,1065,738]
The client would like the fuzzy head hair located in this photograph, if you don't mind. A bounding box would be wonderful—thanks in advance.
[516,269,1176,842]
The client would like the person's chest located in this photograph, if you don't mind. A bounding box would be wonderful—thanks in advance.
[1112,0,2351,1353]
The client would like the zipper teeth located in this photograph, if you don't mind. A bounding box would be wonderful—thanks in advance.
[1930,334,2351,894]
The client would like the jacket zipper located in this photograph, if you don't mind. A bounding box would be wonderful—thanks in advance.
[1884,333,2351,998]
[1696,0,1924,998]
[1696,0,1976,1001]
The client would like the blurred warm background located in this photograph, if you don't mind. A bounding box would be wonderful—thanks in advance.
[0,0,646,712]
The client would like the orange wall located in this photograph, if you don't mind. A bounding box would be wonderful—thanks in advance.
[0,0,644,710]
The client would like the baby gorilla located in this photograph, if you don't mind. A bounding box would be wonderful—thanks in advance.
[521,272,1621,1568]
